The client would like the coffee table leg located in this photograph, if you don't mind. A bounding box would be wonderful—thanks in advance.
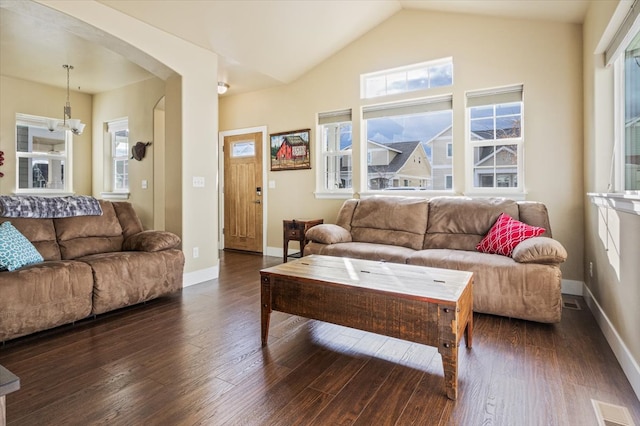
[261,275,272,346]
[465,314,473,348]
[439,305,458,400]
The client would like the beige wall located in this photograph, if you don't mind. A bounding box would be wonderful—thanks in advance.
[92,77,165,229]
[220,9,584,281]
[583,1,640,373]
[0,75,92,196]
[43,0,219,276]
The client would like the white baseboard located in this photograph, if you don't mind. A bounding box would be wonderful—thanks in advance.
[583,285,640,401]
[182,265,219,287]
[265,246,282,258]
[561,279,584,296]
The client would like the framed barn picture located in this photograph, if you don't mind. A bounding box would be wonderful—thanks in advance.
[270,129,311,171]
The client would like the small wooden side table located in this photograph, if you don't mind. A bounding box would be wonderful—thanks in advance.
[283,218,323,262]
[0,365,20,426]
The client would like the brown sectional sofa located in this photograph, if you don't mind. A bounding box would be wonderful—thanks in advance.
[0,200,185,342]
[305,196,568,323]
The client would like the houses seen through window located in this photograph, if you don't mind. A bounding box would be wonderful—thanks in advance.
[363,96,453,191]
[318,110,352,192]
[466,85,523,191]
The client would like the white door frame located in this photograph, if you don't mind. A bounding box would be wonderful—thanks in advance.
[218,126,268,253]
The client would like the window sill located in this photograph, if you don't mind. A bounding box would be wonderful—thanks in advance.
[13,190,74,197]
[463,190,527,201]
[101,192,130,200]
[314,191,355,200]
[587,192,640,216]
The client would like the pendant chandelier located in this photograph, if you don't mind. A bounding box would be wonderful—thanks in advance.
[47,64,86,135]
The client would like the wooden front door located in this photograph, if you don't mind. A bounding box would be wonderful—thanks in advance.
[223,132,263,253]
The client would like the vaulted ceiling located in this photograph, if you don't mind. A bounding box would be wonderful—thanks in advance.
[0,0,590,96]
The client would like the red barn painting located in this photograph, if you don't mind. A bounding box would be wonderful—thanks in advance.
[270,129,311,171]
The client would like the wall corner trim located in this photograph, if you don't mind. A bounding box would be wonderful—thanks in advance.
[584,284,640,401]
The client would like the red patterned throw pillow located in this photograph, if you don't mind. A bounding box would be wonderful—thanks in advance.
[476,213,545,257]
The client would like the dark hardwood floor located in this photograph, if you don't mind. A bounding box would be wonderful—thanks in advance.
[1,251,639,425]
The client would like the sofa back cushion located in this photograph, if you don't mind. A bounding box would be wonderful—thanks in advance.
[350,196,429,250]
[517,201,552,238]
[0,217,61,261]
[112,201,145,239]
[424,197,520,250]
[55,201,124,259]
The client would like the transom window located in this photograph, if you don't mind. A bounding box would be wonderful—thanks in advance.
[466,85,524,191]
[15,113,72,193]
[361,58,453,99]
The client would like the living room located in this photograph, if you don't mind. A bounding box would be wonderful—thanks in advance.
[0,0,639,424]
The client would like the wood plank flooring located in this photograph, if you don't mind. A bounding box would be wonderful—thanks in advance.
[1,251,638,425]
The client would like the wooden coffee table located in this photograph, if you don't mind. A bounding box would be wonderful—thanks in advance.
[260,254,473,400]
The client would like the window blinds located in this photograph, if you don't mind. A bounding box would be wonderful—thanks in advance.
[466,85,523,108]
[318,109,352,125]
[362,95,452,119]
[605,0,640,66]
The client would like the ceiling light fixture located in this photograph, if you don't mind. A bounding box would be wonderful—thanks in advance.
[47,64,85,135]
[217,82,229,95]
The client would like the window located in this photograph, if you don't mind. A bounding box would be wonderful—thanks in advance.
[317,110,352,193]
[361,58,453,99]
[108,119,129,192]
[363,95,453,191]
[616,30,640,192]
[466,85,524,192]
[15,113,72,193]
[607,0,640,193]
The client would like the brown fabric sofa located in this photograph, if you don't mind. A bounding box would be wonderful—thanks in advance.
[305,196,567,323]
[0,200,185,341]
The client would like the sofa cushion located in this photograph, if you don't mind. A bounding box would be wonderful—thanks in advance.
[0,217,61,261]
[476,213,545,257]
[123,230,181,252]
[517,201,553,237]
[424,197,519,250]
[406,249,562,323]
[0,222,44,271]
[319,242,417,264]
[0,260,94,341]
[55,201,124,259]
[350,196,429,250]
[81,250,184,315]
[511,237,567,264]
[306,224,352,245]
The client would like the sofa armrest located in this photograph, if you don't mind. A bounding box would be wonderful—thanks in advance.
[305,224,352,244]
[123,230,181,252]
[511,237,567,264]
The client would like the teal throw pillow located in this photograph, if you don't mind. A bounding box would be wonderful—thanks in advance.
[0,222,44,271]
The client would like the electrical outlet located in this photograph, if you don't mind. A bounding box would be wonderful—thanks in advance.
[192,176,205,188]
[193,247,199,258]
[589,261,593,277]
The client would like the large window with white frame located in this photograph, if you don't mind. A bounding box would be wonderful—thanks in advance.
[361,57,453,99]
[15,113,72,194]
[614,29,640,192]
[317,110,353,193]
[466,85,524,192]
[362,95,453,191]
[107,118,129,192]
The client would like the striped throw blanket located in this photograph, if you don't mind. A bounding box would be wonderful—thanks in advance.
[0,195,103,218]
